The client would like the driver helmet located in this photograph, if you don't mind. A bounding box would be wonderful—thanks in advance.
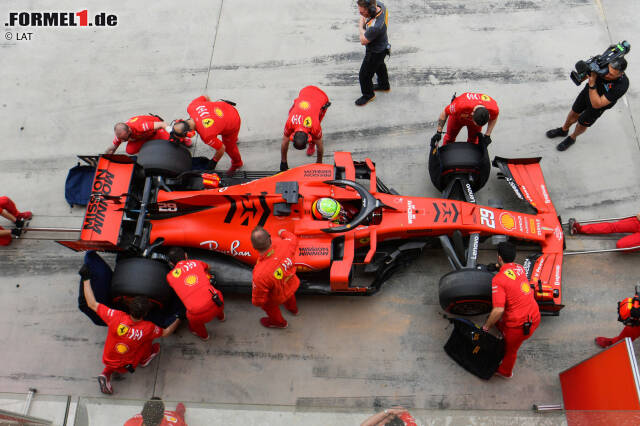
[312,198,342,221]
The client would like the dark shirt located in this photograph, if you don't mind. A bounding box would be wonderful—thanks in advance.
[595,73,629,110]
[363,1,389,53]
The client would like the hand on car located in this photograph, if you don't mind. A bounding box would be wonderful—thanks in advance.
[430,132,442,147]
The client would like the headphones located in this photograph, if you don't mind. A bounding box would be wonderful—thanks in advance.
[168,119,190,140]
[361,0,377,18]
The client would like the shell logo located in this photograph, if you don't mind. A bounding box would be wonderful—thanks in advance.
[214,107,224,117]
[521,282,531,294]
[499,212,516,231]
[185,274,198,286]
[298,100,310,110]
[481,94,491,101]
[115,343,129,354]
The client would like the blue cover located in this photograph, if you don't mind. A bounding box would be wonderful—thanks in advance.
[65,164,95,207]
[78,251,112,326]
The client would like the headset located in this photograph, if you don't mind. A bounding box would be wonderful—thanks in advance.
[167,119,190,141]
[361,0,377,18]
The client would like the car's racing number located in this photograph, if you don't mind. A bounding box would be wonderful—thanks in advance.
[158,202,178,212]
[479,208,495,229]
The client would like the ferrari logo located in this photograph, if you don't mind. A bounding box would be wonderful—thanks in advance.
[172,268,182,278]
[185,274,198,286]
[481,94,491,101]
[203,118,214,128]
[303,116,312,128]
[521,282,531,294]
[214,107,224,117]
[504,269,516,280]
[117,324,129,336]
[129,117,138,122]
[115,343,129,354]
[274,268,284,279]
[299,100,310,110]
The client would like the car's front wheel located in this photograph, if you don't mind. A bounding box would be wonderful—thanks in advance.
[438,269,493,315]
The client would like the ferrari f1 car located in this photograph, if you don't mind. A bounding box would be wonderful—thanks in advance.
[59,140,565,316]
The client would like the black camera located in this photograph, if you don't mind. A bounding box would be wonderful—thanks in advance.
[570,40,630,85]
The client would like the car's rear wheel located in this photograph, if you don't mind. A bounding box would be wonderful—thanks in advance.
[111,257,173,309]
[137,139,192,177]
[439,269,493,315]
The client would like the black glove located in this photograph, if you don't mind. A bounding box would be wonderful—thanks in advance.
[280,161,289,171]
[79,264,92,281]
[430,132,442,147]
[11,227,22,237]
[210,289,223,307]
[486,262,499,272]
[209,273,217,287]
[482,134,492,146]
[207,159,218,170]
[14,218,25,228]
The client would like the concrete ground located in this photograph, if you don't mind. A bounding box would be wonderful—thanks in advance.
[1,0,639,424]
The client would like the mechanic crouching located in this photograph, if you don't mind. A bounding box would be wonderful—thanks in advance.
[79,265,180,395]
[0,196,31,246]
[250,227,300,329]
[482,242,541,379]
[166,248,226,341]
[431,92,499,147]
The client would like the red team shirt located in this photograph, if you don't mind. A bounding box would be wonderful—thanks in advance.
[96,304,163,368]
[283,86,329,141]
[124,411,186,426]
[445,92,499,126]
[112,115,169,149]
[166,259,223,315]
[186,96,241,149]
[491,263,541,327]
[252,231,300,307]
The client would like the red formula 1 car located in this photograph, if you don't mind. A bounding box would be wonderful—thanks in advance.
[59,140,565,316]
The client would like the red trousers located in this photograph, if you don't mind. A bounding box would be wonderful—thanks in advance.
[0,197,19,246]
[124,129,170,155]
[102,340,155,376]
[262,295,298,327]
[579,217,640,251]
[496,317,540,376]
[442,117,481,145]
[187,304,225,339]
[608,325,640,345]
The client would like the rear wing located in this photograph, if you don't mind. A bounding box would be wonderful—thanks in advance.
[493,157,565,315]
[57,155,142,252]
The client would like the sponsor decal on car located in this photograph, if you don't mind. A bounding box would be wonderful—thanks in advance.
[83,168,115,235]
[505,177,523,200]
[540,184,551,204]
[554,265,561,287]
[199,240,251,257]
[465,183,476,203]
[407,200,415,224]
[554,226,563,241]
[499,212,516,231]
[298,247,329,256]
[303,169,332,178]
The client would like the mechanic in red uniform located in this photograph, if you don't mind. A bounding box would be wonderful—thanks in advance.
[482,242,541,378]
[430,92,499,146]
[124,397,187,426]
[280,86,331,171]
[360,407,417,426]
[79,265,180,395]
[0,196,31,246]
[173,95,243,174]
[250,227,300,329]
[166,247,225,341]
[569,212,640,252]
[106,114,177,155]
[595,291,640,348]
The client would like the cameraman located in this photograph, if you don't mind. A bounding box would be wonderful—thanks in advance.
[546,58,629,151]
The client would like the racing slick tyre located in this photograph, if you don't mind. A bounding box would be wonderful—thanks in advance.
[111,257,174,308]
[428,143,490,192]
[439,269,493,315]
[137,139,192,177]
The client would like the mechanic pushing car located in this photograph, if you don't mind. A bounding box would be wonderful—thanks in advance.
[0,196,31,246]
[568,211,640,252]
[166,247,225,341]
[280,85,331,171]
[79,265,180,395]
[250,227,300,329]
[595,288,640,348]
[482,242,540,379]
[172,95,243,175]
[431,92,499,147]
[105,114,184,155]
[546,58,629,151]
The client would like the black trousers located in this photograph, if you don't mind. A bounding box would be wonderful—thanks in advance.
[359,49,389,97]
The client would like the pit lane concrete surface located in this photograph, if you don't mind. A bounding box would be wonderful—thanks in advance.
[1,0,639,424]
